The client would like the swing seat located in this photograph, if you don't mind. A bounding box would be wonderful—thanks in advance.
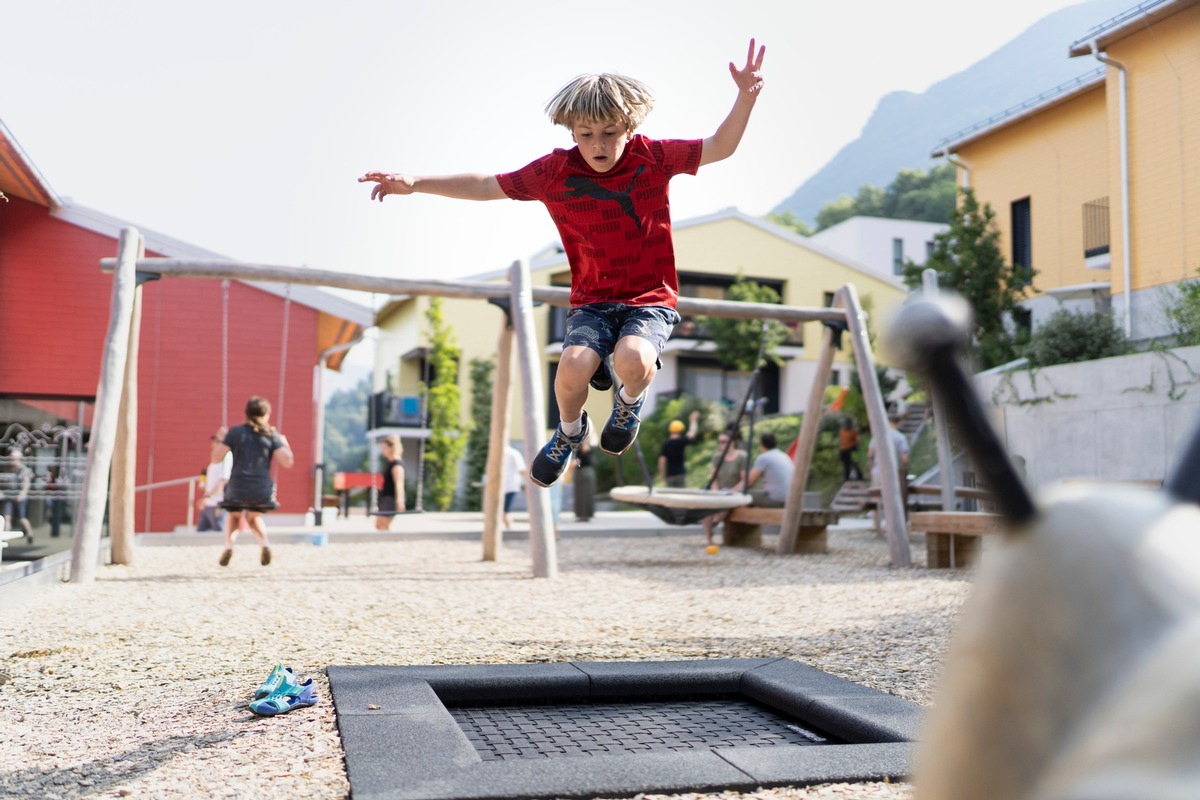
[220,500,279,513]
[610,487,752,526]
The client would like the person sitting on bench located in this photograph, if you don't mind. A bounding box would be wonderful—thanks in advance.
[736,431,793,508]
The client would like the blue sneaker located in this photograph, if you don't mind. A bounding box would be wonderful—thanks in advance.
[530,412,590,488]
[600,394,645,456]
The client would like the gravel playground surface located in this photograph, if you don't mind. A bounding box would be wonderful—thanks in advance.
[0,518,973,800]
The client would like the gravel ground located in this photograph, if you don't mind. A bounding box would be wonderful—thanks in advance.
[0,524,973,800]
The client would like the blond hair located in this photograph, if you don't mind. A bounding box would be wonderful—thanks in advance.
[382,435,403,458]
[545,73,655,131]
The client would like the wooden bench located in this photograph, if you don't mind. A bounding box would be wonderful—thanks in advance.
[908,511,1003,568]
[724,506,842,554]
[866,484,995,513]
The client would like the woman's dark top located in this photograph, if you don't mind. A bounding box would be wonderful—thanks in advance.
[381,459,402,498]
[222,424,283,508]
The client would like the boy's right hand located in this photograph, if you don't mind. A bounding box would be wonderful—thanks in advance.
[359,172,416,201]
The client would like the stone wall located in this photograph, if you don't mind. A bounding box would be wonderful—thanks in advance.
[975,346,1200,491]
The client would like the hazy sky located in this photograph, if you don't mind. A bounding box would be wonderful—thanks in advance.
[5,1,1104,380]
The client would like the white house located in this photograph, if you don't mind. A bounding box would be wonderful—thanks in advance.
[808,216,947,283]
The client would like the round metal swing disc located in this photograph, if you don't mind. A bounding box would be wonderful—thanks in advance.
[610,486,752,510]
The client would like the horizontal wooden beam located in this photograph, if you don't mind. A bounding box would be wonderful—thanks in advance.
[909,511,1003,536]
[99,257,848,324]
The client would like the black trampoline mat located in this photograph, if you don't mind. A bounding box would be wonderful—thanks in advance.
[450,696,833,761]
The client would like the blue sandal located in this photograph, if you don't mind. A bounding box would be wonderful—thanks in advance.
[249,678,318,716]
[254,664,297,699]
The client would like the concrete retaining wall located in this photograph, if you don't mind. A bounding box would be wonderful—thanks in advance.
[975,346,1200,491]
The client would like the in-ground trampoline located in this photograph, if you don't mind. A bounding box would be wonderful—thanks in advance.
[328,657,921,800]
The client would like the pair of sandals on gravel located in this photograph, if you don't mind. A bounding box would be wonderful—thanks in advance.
[249,663,318,716]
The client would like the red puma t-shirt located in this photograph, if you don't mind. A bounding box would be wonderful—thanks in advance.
[496,134,702,308]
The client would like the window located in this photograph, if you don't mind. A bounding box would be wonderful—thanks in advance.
[823,291,836,308]
[1013,307,1032,340]
[925,240,935,261]
[673,271,799,345]
[892,238,905,275]
[676,356,780,416]
[1084,196,1108,262]
[1011,198,1033,286]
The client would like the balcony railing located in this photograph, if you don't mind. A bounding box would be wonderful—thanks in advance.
[1083,197,1111,264]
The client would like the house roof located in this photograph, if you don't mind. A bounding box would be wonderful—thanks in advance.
[1069,0,1200,57]
[0,118,373,367]
[55,202,374,327]
[0,119,58,207]
[931,67,1106,157]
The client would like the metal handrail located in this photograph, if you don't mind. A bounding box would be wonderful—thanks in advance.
[134,475,199,530]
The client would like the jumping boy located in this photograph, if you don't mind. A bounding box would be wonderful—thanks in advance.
[360,39,766,487]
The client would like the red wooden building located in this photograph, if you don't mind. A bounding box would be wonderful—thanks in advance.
[0,120,372,538]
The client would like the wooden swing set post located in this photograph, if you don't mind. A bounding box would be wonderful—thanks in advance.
[108,234,146,566]
[510,260,557,579]
[843,284,911,568]
[71,228,140,583]
[481,313,514,562]
[777,302,841,554]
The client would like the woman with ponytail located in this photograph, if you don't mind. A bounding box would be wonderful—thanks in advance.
[215,395,294,566]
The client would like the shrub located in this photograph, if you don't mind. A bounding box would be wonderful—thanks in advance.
[1022,308,1127,367]
[1163,275,1200,347]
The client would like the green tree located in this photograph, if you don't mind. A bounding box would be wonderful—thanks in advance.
[1163,271,1200,347]
[422,298,466,511]
[764,210,814,236]
[883,164,957,222]
[322,375,371,490]
[901,188,1033,370]
[814,194,859,231]
[698,274,790,372]
[809,163,956,232]
[462,357,494,511]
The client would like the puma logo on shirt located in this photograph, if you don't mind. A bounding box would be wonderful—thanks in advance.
[563,165,646,227]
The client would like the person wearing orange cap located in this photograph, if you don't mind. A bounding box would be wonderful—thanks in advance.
[658,410,700,488]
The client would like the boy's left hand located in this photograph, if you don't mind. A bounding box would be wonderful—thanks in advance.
[729,38,766,97]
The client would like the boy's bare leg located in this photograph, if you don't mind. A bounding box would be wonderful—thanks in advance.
[600,335,657,455]
[530,345,599,487]
[555,346,600,423]
[611,336,656,398]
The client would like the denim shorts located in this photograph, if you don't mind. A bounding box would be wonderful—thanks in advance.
[562,303,681,364]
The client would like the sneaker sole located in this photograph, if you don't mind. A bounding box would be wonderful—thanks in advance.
[599,439,636,457]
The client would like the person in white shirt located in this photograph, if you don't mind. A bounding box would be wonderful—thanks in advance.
[501,445,526,529]
[196,432,232,532]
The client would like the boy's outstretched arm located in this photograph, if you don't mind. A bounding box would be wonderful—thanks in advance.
[699,38,766,168]
[358,171,506,202]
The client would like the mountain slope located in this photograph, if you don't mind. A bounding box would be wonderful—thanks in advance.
[773,0,1131,224]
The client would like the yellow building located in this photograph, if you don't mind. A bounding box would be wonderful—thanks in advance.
[932,0,1200,341]
[372,207,907,455]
